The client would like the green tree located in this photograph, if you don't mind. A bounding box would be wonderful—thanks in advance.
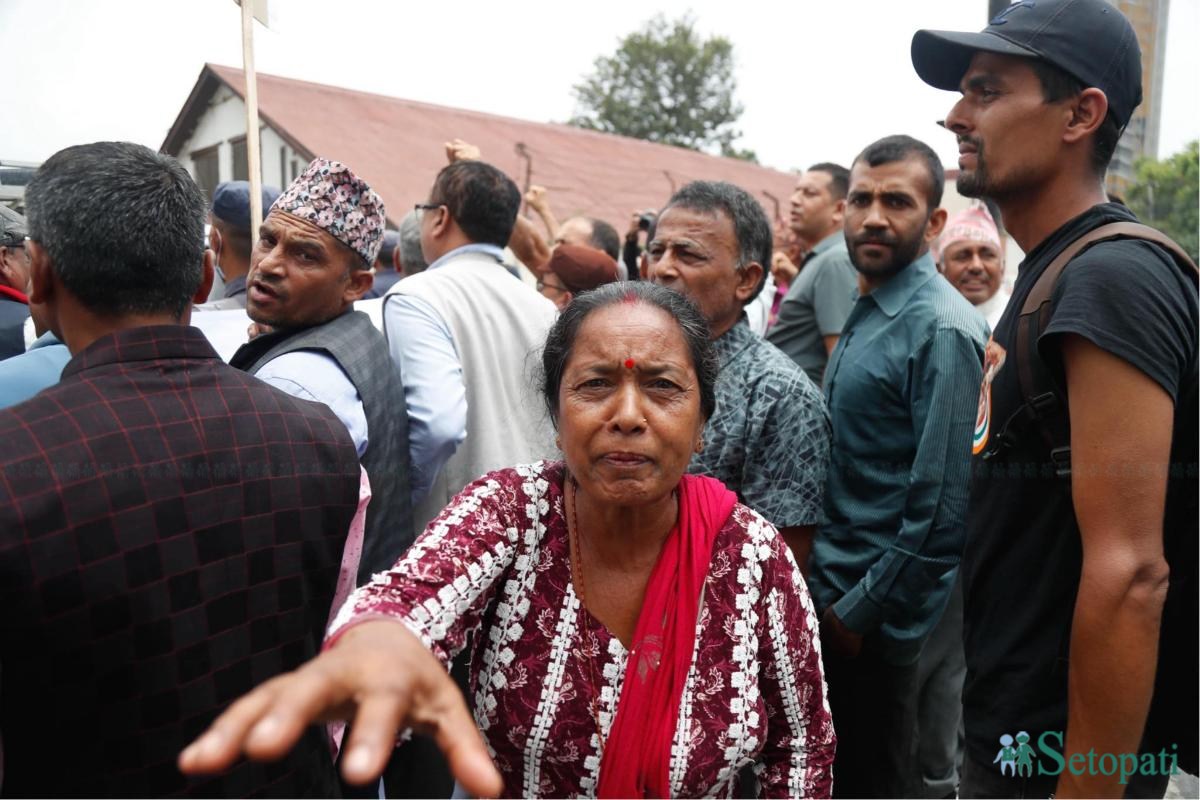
[569,15,756,162]
[1126,140,1198,262]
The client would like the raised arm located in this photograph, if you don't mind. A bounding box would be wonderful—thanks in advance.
[508,214,552,273]
[525,185,560,243]
[444,138,551,273]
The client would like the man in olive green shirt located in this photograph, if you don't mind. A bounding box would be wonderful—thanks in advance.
[768,163,859,386]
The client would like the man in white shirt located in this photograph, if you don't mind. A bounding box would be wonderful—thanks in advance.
[384,158,558,532]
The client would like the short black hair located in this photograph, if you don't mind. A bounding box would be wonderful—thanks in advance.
[852,135,945,209]
[212,216,253,263]
[429,161,521,247]
[541,281,717,426]
[806,162,851,201]
[660,180,772,303]
[1029,58,1121,176]
[587,218,621,262]
[25,141,206,318]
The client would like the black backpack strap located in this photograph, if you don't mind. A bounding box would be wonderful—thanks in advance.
[1012,222,1199,477]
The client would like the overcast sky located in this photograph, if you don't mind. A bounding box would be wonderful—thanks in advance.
[1,0,1196,173]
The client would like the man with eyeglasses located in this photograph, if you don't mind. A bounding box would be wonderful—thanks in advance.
[376,157,556,799]
[384,160,557,534]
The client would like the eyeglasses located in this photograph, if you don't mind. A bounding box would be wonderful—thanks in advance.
[536,277,568,294]
[414,203,443,215]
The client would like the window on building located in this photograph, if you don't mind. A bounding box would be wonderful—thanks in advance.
[192,145,219,202]
[230,135,248,181]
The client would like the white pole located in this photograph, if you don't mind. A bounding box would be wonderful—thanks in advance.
[241,0,263,241]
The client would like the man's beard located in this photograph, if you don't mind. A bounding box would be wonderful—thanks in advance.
[956,136,989,198]
[847,230,927,281]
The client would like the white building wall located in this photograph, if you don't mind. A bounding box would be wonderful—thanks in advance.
[261,126,304,190]
[175,83,304,193]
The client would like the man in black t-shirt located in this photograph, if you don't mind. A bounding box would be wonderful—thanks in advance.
[911,1,1198,797]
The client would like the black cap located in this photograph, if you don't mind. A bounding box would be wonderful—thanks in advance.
[912,0,1142,129]
[211,181,282,231]
[0,205,27,247]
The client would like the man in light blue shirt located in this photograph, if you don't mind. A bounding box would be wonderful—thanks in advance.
[0,331,71,408]
[809,135,987,798]
[383,159,557,533]
[377,156,557,800]
[382,241,488,503]
[0,267,71,408]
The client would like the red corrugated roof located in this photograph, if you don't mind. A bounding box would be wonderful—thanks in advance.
[193,64,797,229]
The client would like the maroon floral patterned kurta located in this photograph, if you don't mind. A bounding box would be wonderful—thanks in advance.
[330,462,835,798]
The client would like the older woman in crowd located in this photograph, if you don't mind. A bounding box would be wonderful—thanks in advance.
[536,243,620,310]
[180,282,834,798]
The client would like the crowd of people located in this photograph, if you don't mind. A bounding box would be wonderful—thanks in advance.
[0,0,1196,797]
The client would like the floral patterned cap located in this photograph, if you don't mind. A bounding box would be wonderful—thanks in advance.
[271,158,386,265]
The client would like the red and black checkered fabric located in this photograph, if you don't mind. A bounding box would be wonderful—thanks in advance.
[0,325,361,797]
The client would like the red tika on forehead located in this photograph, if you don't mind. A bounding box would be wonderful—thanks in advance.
[624,358,636,369]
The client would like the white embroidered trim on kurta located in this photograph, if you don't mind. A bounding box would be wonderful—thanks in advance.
[475,464,549,734]
[524,581,581,796]
[766,587,807,798]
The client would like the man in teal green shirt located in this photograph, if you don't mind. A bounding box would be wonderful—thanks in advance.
[808,135,987,798]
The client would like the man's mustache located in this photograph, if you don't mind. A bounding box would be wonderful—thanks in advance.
[851,235,899,247]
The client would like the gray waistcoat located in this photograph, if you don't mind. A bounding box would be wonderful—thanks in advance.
[231,310,414,583]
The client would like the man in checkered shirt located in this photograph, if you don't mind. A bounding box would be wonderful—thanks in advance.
[0,141,363,796]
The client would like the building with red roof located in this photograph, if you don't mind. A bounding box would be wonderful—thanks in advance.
[162,64,798,230]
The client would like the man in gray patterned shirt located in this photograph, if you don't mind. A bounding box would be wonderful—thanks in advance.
[647,180,831,570]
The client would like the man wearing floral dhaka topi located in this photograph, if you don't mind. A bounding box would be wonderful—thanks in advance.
[229,159,415,584]
[181,281,835,798]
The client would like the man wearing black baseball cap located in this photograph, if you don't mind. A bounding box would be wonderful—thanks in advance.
[912,2,1198,797]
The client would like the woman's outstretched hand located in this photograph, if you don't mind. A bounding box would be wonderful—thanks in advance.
[177,620,503,797]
